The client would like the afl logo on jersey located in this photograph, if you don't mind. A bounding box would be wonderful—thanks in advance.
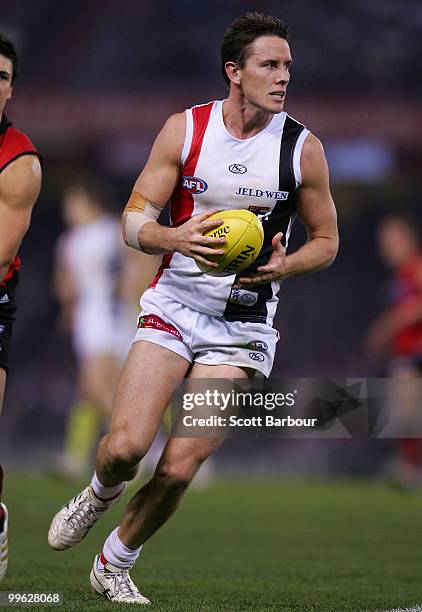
[229,164,247,174]
[182,176,208,194]
[247,340,268,351]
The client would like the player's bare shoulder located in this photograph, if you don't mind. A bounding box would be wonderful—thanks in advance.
[152,112,186,164]
[0,154,42,209]
[161,112,186,141]
[132,111,186,204]
[299,133,329,187]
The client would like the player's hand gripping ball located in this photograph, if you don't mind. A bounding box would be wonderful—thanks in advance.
[197,209,264,276]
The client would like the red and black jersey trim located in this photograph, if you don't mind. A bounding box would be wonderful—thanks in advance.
[223,116,306,324]
[1,257,20,287]
[0,114,42,174]
[0,114,41,288]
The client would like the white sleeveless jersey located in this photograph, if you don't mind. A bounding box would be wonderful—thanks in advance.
[57,215,126,358]
[151,100,309,326]
[58,215,121,310]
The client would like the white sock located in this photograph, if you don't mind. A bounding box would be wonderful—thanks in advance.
[91,472,124,502]
[102,527,143,569]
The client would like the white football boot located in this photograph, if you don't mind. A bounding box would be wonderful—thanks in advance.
[0,503,8,581]
[48,484,125,551]
[90,554,150,604]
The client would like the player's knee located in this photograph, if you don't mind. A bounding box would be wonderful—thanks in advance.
[104,432,146,470]
[155,461,197,492]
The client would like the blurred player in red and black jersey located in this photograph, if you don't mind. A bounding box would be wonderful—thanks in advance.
[366,214,422,486]
[0,33,42,580]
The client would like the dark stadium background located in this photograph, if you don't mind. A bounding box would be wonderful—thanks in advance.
[3,3,422,611]
[1,0,421,472]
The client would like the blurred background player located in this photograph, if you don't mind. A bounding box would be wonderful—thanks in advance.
[0,32,42,580]
[366,214,422,486]
[52,179,159,478]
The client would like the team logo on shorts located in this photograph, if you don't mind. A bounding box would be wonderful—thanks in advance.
[229,288,258,307]
[247,340,268,351]
[249,352,265,362]
[182,176,208,194]
[229,163,247,174]
[138,314,183,342]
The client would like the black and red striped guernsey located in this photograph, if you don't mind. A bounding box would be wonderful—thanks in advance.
[0,113,41,287]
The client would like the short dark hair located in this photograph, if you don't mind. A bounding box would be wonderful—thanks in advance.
[379,213,421,243]
[64,176,115,212]
[0,33,18,84]
[221,12,289,86]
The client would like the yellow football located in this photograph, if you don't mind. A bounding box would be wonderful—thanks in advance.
[197,209,264,277]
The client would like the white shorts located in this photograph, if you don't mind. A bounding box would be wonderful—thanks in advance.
[73,304,135,362]
[133,288,279,377]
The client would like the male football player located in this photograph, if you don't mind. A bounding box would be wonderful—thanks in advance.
[0,33,42,581]
[49,13,338,604]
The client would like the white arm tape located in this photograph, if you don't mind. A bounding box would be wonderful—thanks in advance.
[125,205,161,251]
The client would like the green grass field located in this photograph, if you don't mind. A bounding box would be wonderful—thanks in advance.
[2,474,422,611]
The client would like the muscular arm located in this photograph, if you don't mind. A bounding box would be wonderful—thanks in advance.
[0,155,42,283]
[284,133,339,278]
[52,235,76,304]
[238,133,338,286]
[122,112,184,254]
[51,237,77,333]
[122,113,226,266]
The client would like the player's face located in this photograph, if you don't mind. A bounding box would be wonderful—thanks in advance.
[377,220,418,268]
[238,36,292,114]
[0,55,13,115]
[62,188,102,226]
